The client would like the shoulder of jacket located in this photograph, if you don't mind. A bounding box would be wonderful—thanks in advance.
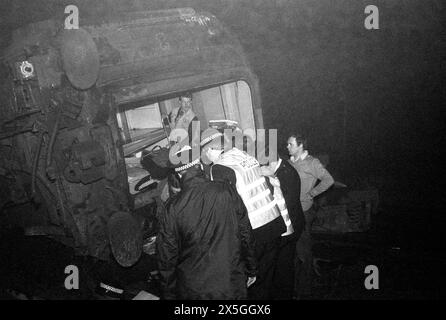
[306,155,320,165]
[212,163,233,171]
[280,160,296,173]
[306,154,315,161]
[201,180,233,198]
[281,159,292,168]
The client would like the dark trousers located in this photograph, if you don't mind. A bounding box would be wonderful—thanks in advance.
[294,208,315,298]
[270,235,298,299]
[248,237,281,300]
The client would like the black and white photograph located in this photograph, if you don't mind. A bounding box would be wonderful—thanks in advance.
[0,0,444,304]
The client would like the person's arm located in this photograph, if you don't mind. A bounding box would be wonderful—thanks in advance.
[309,158,334,198]
[156,203,179,300]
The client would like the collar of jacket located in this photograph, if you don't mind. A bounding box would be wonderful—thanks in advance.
[180,167,207,189]
[274,158,283,174]
[290,150,308,162]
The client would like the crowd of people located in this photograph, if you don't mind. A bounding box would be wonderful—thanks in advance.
[153,95,334,300]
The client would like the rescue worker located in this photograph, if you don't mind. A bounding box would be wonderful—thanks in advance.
[156,144,257,300]
[201,129,286,300]
[260,151,305,299]
[168,92,200,146]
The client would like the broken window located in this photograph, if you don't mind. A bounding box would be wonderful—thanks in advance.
[116,80,255,197]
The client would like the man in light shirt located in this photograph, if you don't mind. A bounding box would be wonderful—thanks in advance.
[287,133,334,299]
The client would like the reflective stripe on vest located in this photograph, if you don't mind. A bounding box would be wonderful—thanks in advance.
[213,148,281,229]
[244,188,271,204]
[269,176,294,236]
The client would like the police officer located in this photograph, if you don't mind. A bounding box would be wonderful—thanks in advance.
[156,144,257,299]
[201,130,286,300]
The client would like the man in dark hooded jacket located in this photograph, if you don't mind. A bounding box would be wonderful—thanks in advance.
[156,145,257,300]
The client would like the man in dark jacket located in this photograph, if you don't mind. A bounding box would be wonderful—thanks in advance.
[260,152,305,299]
[156,146,257,300]
[266,153,305,240]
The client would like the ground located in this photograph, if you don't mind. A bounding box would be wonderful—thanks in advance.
[0,202,444,300]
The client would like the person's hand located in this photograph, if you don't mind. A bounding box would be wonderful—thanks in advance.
[307,190,314,199]
[247,276,256,288]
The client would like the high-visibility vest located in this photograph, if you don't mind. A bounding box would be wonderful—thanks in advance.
[212,148,281,230]
[268,176,294,236]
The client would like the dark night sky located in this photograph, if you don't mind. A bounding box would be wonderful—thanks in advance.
[1,0,445,208]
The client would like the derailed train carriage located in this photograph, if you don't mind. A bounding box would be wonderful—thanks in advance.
[0,8,264,267]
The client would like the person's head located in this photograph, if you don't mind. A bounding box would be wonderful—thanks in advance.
[287,133,307,158]
[179,92,193,110]
[200,129,225,164]
[169,144,202,179]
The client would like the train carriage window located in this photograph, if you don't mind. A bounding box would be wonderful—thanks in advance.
[116,80,255,198]
[117,102,163,143]
[116,80,255,157]
[192,81,255,132]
